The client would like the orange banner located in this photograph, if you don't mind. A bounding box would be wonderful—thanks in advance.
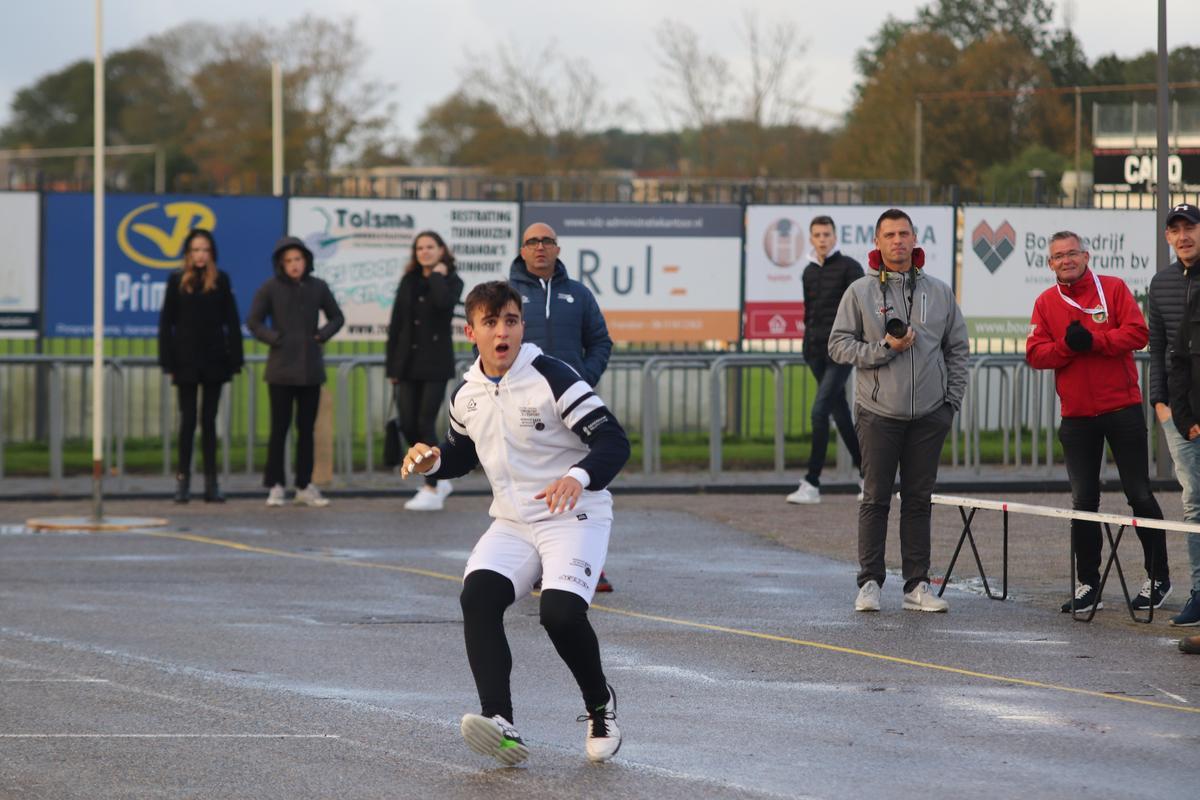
[602,310,739,343]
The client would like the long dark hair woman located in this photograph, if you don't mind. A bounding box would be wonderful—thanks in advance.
[157,228,244,503]
[385,230,465,511]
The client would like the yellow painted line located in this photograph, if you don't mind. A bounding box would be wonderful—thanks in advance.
[133,529,1199,716]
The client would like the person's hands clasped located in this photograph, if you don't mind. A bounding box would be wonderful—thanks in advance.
[401,443,440,479]
[534,476,583,514]
[884,327,916,352]
[1064,320,1093,352]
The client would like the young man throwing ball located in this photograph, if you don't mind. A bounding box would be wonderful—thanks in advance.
[402,281,630,766]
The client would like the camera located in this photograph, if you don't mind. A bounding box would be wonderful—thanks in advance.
[885,317,908,339]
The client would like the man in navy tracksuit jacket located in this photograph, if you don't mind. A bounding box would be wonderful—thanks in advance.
[402,281,629,766]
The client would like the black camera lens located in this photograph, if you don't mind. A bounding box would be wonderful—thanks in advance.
[885,317,908,339]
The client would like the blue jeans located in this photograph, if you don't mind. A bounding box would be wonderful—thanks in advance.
[805,356,861,486]
[1162,421,1200,592]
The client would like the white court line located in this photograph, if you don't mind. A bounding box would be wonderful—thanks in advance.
[1149,685,1189,705]
[0,678,109,683]
[0,734,338,739]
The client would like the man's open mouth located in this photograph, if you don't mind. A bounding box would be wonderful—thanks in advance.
[495,344,510,354]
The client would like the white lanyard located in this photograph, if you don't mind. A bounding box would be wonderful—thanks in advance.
[1056,270,1108,320]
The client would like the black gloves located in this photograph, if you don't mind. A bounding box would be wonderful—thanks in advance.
[1065,320,1093,352]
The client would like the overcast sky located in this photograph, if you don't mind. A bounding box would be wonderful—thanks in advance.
[4,0,1199,140]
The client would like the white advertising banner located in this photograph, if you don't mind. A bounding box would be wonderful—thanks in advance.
[522,203,743,342]
[287,198,519,339]
[961,207,1157,338]
[0,191,40,337]
[743,205,954,338]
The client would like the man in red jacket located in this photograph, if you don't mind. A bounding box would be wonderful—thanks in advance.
[1026,231,1170,614]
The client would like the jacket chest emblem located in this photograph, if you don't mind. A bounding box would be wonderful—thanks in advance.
[466,398,478,413]
[519,405,545,430]
[557,292,575,303]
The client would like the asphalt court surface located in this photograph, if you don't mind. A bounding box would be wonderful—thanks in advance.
[0,495,1194,799]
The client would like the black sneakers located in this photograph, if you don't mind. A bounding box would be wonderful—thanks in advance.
[1130,579,1172,611]
[1061,583,1103,613]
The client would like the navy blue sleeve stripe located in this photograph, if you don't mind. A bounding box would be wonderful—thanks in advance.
[448,410,464,429]
[562,391,596,418]
[569,406,630,491]
[531,354,582,400]
[449,379,469,406]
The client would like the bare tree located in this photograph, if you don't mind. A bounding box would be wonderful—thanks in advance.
[653,23,732,129]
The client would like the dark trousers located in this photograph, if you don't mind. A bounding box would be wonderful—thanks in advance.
[265,384,321,489]
[855,403,954,591]
[176,382,223,477]
[806,356,861,486]
[394,379,447,488]
[1058,404,1169,587]
[460,570,609,723]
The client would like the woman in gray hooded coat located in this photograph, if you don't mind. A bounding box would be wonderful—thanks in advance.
[247,236,344,506]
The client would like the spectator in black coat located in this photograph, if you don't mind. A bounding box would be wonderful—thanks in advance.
[247,236,344,507]
[786,215,864,505]
[385,231,465,511]
[157,228,244,503]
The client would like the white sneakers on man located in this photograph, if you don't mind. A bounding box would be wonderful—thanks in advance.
[266,484,286,507]
[785,479,820,505]
[405,487,445,511]
[578,685,621,762]
[903,581,949,612]
[437,480,454,498]
[294,484,330,507]
[855,580,881,612]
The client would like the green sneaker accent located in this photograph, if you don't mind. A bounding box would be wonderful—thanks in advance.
[499,738,520,750]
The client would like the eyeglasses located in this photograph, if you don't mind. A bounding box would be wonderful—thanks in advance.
[522,237,558,249]
[1049,249,1085,263]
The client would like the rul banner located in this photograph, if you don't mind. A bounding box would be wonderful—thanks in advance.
[521,203,743,342]
[287,198,519,340]
[0,191,40,338]
[961,207,1158,338]
[42,193,285,337]
[743,205,955,339]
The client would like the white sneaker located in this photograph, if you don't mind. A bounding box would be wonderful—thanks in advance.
[460,713,529,766]
[266,484,286,507]
[404,487,444,511]
[855,580,881,612]
[785,479,820,505]
[578,684,621,762]
[903,581,949,612]
[436,479,454,498]
[294,484,330,507]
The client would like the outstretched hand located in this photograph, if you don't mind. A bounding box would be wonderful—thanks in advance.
[534,476,583,514]
[401,443,441,479]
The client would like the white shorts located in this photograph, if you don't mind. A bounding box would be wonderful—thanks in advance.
[464,514,611,604]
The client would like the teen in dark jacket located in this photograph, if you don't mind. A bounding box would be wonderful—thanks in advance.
[385,231,465,511]
[157,228,244,503]
[787,215,865,504]
[247,236,344,507]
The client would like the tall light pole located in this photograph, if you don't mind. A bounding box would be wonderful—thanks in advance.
[1156,0,1170,270]
[92,0,105,519]
[272,62,283,196]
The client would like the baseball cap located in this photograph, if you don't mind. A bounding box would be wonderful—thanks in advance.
[1166,203,1200,225]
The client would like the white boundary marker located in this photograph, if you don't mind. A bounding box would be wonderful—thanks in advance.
[933,494,1200,536]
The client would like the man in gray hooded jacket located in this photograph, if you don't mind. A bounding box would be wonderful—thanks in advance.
[828,208,968,613]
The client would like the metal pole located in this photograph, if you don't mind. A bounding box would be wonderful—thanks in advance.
[272,62,283,197]
[1155,0,1172,478]
[92,0,105,520]
[155,147,165,194]
[1074,87,1082,197]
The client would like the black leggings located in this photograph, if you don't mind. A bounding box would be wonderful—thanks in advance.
[265,384,321,489]
[460,570,609,722]
[394,379,447,488]
[177,382,223,477]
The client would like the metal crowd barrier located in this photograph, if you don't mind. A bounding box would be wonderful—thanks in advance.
[0,352,1162,483]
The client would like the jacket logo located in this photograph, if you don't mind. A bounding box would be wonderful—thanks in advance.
[519,406,542,428]
[466,398,478,412]
[582,415,609,435]
[557,292,575,303]
[521,295,531,304]
[971,220,1016,274]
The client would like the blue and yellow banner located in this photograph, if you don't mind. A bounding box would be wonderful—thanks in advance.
[43,193,285,337]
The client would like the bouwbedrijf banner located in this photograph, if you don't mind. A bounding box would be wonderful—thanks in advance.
[288,198,519,340]
[522,203,743,342]
[743,205,955,339]
[961,207,1158,338]
[0,191,40,337]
